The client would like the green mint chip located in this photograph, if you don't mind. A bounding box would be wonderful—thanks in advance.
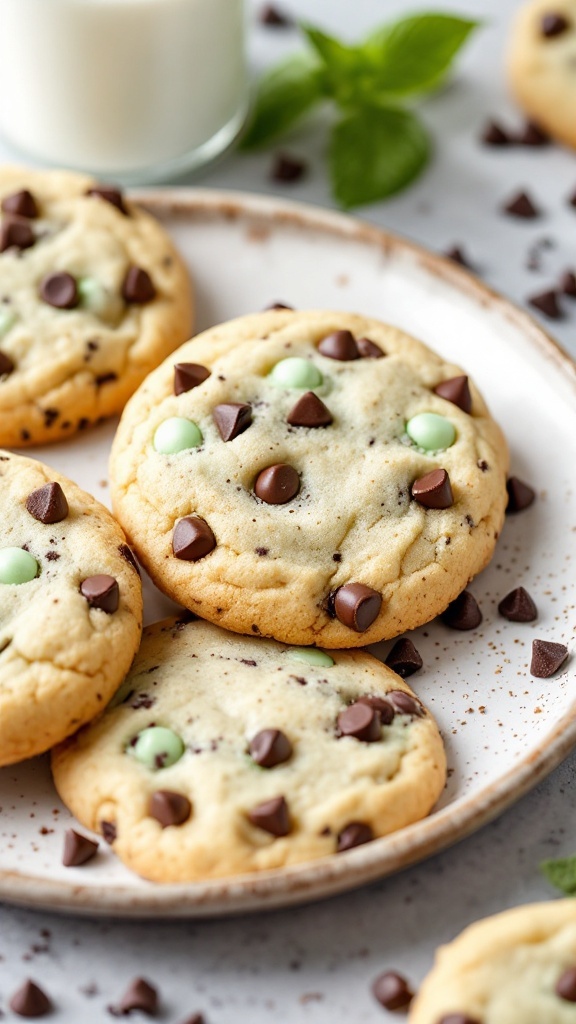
[541,855,576,895]
[240,51,325,150]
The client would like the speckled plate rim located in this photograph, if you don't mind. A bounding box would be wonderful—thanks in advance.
[2,188,576,919]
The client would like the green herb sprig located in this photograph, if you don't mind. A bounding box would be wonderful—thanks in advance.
[241,12,480,208]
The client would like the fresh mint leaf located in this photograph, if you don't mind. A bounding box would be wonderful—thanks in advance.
[301,24,369,108]
[329,106,431,208]
[362,14,479,98]
[541,856,576,895]
[240,52,325,150]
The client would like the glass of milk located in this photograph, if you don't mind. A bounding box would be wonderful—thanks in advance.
[0,0,248,182]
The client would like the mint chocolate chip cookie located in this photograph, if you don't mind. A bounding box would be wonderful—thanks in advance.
[0,450,142,766]
[110,309,508,647]
[0,166,193,447]
[51,616,446,882]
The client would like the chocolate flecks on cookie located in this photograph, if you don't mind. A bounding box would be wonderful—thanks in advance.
[506,476,536,513]
[287,391,332,427]
[0,215,35,253]
[541,11,570,36]
[332,583,382,632]
[9,979,53,1018]
[385,638,423,677]
[1,189,38,218]
[254,464,300,504]
[556,967,576,1001]
[481,119,512,145]
[80,574,119,613]
[337,702,381,742]
[86,185,127,215]
[528,288,563,320]
[498,586,538,622]
[434,375,472,413]
[95,372,118,387]
[0,348,14,377]
[172,516,216,561]
[318,329,360,361]
[441,590,482,630]
[40,271,79,309]
[503,190,540,218]
[249,728,293,767]
[530,638,568,677]
[372,970,414,1010]
[411,469,454,509]
[26,482,69,524]
[149,790,192,828]
[62,828,99,867]
[117,977,159,1016]
[248,795,291,836]
[173,362,210,395]
[336,821,373,852]
[213,402,252,441]
[560,270,576,297]
[357,336,385,358]
[42,408,59,428]
[122,265,156,304]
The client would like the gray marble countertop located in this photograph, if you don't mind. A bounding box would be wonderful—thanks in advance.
[1,0,575,1020]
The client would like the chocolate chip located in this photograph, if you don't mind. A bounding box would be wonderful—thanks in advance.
[531,638,568,677]
[149,790,192,828]
[80,575,119,613]
[318,329,360,361]
[517,120,550,146]
[560,270,576,297]
[119,543,140,575]
[503,190,540,218]
[259,4,293,26]
[0,349,14,377]
[122,265,156,304]
[213,402,252,441]
[372,971,414,1010]
[248,795,290,836]
[556,966,576,1001]
[254,463,300,504]
[40,271,79,309]
[441,590,482,630]
[333,583,381,632]
[9,979,53,1017]
[173,362,210,395]
[498,586,537,622]
[271,153,307,182]
[249,729,293,767]
[265,302,294,310]
[357,336,384,358]
[0,215,35,252]
[434,375,472,413]
[385,638,423,677]
[172,517,216,561]
[437,1017,482,1024]
[569,187,576,209]
[338,702,381,742]
[287,391,332,427]
[411,468,454,509]
[444,245,473,268]
[336,822,373,852]
[95,372,118,387]
[100,820,117,844]
[506,476,536,513]
[356,695,394,725]
[62,828,99,867]
[541,12,570,35]
[528,288,563,319]
[118,978,159,1015]
[481,119,512,146]
[86,186,127,214]
[2,189,38,218]
[26,482,69,524]
[387,689,425,717]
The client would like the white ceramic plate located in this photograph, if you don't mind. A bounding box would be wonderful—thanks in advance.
[1,190,575,917]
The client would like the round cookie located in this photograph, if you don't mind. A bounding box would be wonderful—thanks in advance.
[0,450,142,766]
[0,165,193,447]
[409,900,576,1023]
[51,616,446,882]
[508,0,576,149]
[110,309,508,647]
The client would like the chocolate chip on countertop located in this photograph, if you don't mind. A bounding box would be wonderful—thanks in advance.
[530,638,568,677]
[337,702,381,742]
[213,402,252,441]
[248,795,291,836]
[517,120,550,146]
[372,970,414,1010]
[481,119,512,146]
[569,187,576,209]
[149,790,192,828]
[560,270,576,297]
[255,463,300,504]
[387,689,425,717]
[40,271,79,309]
[444,245,473,269]
[1,189,38,218]
[541,11,570,35]
[173,362,210,395]
[287,391,332,427]
[318,329,360,361]
[556,966,576,1001]
[172,517,216,561]
[62,828,99,867]
[249,728,293,767]
[503,190,540,218]
[441,590,482,630]
[9,979,53,1018]
[385,638,423,677]
[86,185,127,214]
[506,476,536,513]
[0,215,35,252]
[332,583,382,632]
[122,265,156,304]
[0,349,15,377]
[80,575,119,613]
[528,288,563,319]
[411,468,454,509]
[265,301,294,310]
[118,977,159,1015]
[498,586,537,622]
[259,3,294,26]
[336,821,374,852]
[271,153,307,182]
[434,375,472,412]
[26,482,69,524]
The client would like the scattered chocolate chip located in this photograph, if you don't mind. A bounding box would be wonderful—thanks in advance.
[40,271,79,309]
[265,301,294,310]
[441,590,482,630]
[338,702,381,742]
[560,270,576,297]
[528,288,563,319]
[9,979,52,1018]
[372,970,414,1010]
[503,190,540,219]
[318,329,360,361]
[333,583,381,632]
[0,215,35,252]
[287,391,332,427]
[259,3,293,26]
[254,463,300,504]
[0,349,14,376]
[517,120,550,146]
[481,119,512,146]
[248,795,290,836]
[62,828,98,867]
[149,790,191,828]
[119,543,140,575]
[357,336,384,358]
[506,476,536,512]
[541,11,570,35]
[80,574,119,613]
[43,407,59,427]
[444,245,473,269]
[122,265,156,304]
[569,187,576,209]
[271,153,307,182]
[556,966,576,1001]
[26,482,69,524]
[434,375,472,413]
[213,402,252,441]
[249,729,293,767]
[498,586,537,622]
[336,822,373,852]
[2,189,38,218]
[118,978,158,1015]
[387,689,425,717]
[411,468,454,509]
[172,517,216,561]
[357,695,394,725]
[531,638,568,677]
[173,362,210,395]
[86,186,127,214]
[385,638,423,677]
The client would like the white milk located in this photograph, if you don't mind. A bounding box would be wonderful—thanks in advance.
[0,0,248,179]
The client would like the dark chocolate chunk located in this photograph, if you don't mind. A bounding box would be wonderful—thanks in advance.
[506,476,536,512]
[498,586,537,622]
[0,215,35,252]
[503,190,540,218]
[337,702,381,742]
[560,270,576,297]
[213,402,252,441]
[541,12,570,35]
[62,828,99,867]
[434,374,472,413]
[481,119,512,146]
[357,336,385,358]
[9,979,53,1017]
[149,790,192,828]
[372,970,414,1010]
[26,482,69,524]
[556,966,576,1001]
[172,517,216,561]
[249,728,293,767]
[271,152,307,182]
[248,795,290,836]
[254,463,300,504]
[569,187,576,209]
[118,978,158,1015]
[2,189,38,218]
[411,468,454,509]
[40,271,79,309]
[356,695,394,725]
[259,4,293,26]
[173,362,210,395]
[122,265,156,304]
[287,391,332,427]
[119,543,140,575]
[333,583,381,632]
[528,288,563,319]
[86,185,127,214]
[518,120,550,146]
[0,349,14,376]
[530,638,568,677]
[387,689,425,717]
[441,590,482,630]
[80,574,119,613]
[336,822,374,852]
[318,329,360,361]
[385,638,423,677]
[444,245,472,268]
[100,820,117,843]
[265,301,294,310]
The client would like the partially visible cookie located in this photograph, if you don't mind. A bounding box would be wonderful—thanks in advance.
[0,451,142,765]
[0,166,193,447]
[52,616,446,882]
[110,309,508,648]
[409,900,576,1023]
[508,0,576,149]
